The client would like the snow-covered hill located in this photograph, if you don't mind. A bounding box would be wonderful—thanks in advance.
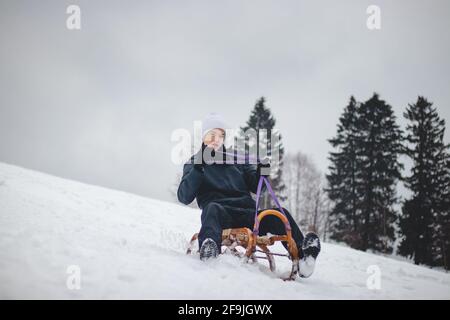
[0,162,449,299]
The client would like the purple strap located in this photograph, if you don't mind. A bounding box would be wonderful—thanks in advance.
[262,177,286,217]
[214,150,289,234]
[253,176,290,235]
[215,150,258,164]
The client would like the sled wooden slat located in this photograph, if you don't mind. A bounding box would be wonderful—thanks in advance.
[186,209,301,280]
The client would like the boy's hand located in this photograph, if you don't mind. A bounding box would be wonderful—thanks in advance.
[257,158,271,177]
[193,144,215,171]
[202,145,216,165]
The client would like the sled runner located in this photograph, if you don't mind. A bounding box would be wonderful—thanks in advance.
[185,151,301,280]
[186,208,300,281]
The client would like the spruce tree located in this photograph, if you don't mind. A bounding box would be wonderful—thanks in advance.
[399,96,450,268]
[326,96,363,248]
[356,93,403,253]
[239,97,286,207]
[327,94,403,253]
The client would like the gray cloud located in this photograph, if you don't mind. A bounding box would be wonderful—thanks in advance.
[1,0,449,202]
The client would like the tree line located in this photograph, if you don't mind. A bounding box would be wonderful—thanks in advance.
[234,94,449,270]
[326,94,449,269]
[172,94,449,270]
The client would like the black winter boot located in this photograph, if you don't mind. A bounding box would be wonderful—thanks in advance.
[298,232,321,278]
[199,238,219,261]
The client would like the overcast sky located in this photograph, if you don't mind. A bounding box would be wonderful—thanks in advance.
[1,0,449,202]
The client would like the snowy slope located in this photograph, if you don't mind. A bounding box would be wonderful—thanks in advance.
[0,162,449,300]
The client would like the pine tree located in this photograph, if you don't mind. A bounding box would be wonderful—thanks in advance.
[239,97,286,207]
[399,96,450,269]
[437,158,450,269]
[427,101,449,268]
[356,93,403,253]
[326,96,363,248]
[326,94,403,254]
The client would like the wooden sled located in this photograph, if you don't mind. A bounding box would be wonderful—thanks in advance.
[186,209,300,281]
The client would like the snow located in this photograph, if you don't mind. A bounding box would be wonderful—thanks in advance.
[299,256,316,279]
[0,162,449,299]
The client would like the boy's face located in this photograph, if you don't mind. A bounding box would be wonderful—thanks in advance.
[203,128,225,151]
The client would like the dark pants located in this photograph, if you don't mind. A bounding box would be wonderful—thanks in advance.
[198,202,304,256]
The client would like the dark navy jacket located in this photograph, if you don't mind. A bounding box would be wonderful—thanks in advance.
[177,148,260,210]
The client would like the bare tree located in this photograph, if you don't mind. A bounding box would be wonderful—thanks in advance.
[283,152,331,239]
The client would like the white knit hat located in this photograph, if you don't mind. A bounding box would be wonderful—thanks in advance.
[201,112,229,140]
